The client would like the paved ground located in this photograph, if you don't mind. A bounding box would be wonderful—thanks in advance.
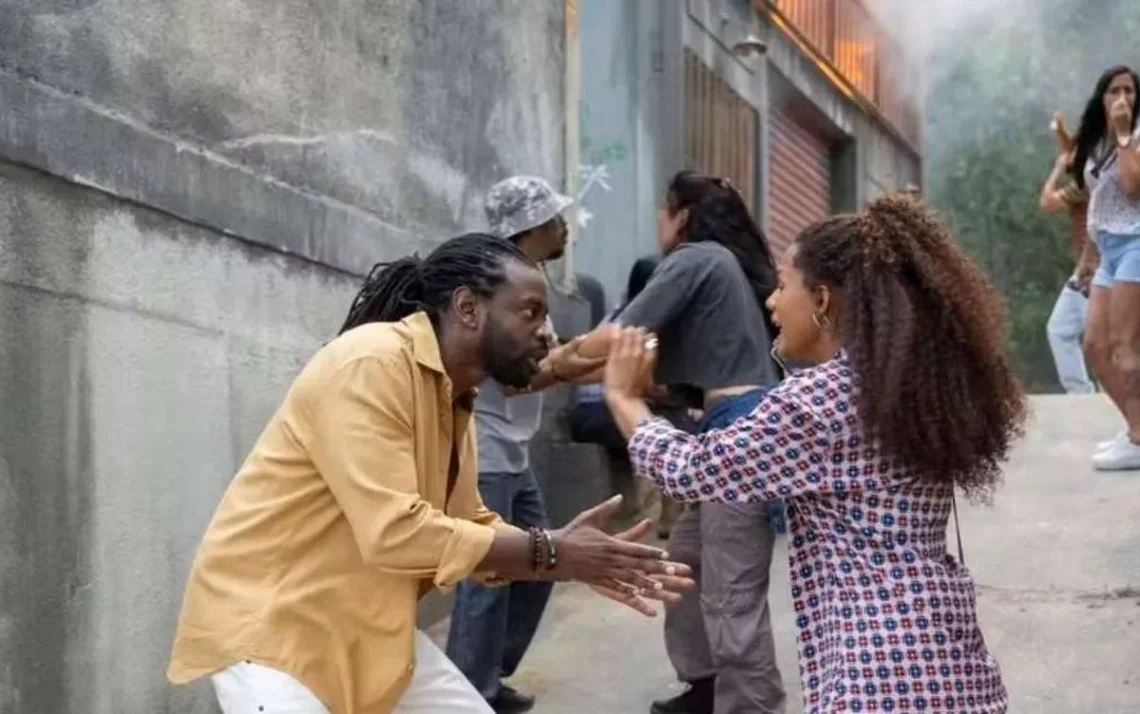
[427,395,1140,713]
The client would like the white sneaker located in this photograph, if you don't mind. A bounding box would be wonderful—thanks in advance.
[1092,437,1140,471]
[1096,430,1127,453]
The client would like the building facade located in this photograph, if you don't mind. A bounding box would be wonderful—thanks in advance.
[573,0,923,306]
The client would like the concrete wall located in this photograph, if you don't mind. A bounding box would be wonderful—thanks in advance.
[574,0,674,308]
[0,1,567,712]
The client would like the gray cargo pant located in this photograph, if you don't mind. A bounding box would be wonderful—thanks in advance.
[664,503,786,714]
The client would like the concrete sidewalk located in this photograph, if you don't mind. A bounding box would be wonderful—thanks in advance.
[427,395,1140,713]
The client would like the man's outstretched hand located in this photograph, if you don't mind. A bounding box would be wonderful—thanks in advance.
[587,518,692,616]
[551,495,694,617]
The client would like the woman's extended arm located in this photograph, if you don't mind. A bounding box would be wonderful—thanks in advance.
[1039,154,1077,213]
[603,328,848,504]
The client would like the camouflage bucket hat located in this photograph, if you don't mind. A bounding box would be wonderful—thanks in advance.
[484,176,574,239]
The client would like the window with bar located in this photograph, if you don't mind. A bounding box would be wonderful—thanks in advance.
[683,50,758,211]
[765,0,919,149]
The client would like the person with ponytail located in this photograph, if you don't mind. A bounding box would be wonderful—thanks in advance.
[168,233,692,714]
[604,196,1026,714]
[571,170,787,714]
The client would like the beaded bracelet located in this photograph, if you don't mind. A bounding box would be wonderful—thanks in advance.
[528,527,557,573]
[528,527,541,572]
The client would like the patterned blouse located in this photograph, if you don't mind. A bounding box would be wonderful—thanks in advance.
[629,354,1008,714]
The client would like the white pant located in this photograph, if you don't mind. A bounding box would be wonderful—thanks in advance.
[211,630,493,713]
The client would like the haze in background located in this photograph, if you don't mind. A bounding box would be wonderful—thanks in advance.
[869,0,1140,391]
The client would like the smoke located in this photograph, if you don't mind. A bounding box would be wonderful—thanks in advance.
[868,0,1139,151]
[870,0,1053,101]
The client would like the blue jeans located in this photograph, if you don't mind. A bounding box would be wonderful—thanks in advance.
[1046,280,1094,394]
[445,469,553,699]
[700,389,786,534]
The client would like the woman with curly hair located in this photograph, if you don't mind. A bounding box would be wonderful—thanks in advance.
[603,195,1027,714]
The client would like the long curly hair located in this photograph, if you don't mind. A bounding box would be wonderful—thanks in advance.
[794,196,1027,495]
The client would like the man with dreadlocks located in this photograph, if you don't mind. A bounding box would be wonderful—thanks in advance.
[167,233,692,714]
[444,176,588,714]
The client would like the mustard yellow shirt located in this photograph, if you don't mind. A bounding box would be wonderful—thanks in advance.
[168,312,515,713]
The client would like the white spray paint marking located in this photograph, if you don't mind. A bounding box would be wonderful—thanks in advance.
[575,163,614,229]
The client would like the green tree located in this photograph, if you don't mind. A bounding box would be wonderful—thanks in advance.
[925,0,1140,391]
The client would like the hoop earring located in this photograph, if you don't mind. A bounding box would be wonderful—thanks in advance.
[812,312,831,331]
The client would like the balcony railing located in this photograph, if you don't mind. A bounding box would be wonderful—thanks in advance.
[763,0,921,151]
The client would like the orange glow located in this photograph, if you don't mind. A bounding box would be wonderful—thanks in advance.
[836,38,876,97]
[762,0,919,149]
[768,12,857,102]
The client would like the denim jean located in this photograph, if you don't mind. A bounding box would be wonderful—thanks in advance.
[664,388,787,714]
[700,392,786,534]
[445,469,553,699]
[1046,280,1094,395]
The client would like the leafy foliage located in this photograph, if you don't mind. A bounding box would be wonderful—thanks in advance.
[924,0,1140,391]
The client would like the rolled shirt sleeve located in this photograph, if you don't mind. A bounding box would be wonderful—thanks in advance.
[306,354,498,588]
[468,499,522,587]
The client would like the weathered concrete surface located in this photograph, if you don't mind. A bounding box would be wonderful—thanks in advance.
[0,161,360,714]
[0,0,565,272]
[0,2,569,712]
[429,538,802,713]
[962,395,1140,713]
[429,395,1140,713]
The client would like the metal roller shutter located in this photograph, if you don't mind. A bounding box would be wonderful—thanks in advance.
[768,105,833,254]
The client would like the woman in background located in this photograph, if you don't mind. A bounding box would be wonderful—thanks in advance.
[605,195,1025,714]
[1039,112,1095,395]
[1068,66,1140,469]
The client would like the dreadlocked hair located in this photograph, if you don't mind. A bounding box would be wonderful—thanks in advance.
[338,232,532,335]
[666,170,778,339]
[794,195,1027,497]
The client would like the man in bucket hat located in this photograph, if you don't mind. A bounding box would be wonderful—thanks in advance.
[485,175,574,256]
[445,176,585,714]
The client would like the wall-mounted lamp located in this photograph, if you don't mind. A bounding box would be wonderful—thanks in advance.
[720,14,768,57]
[731,34,768,57]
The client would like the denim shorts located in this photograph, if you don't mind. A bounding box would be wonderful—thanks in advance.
[1092,231,1140,288]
